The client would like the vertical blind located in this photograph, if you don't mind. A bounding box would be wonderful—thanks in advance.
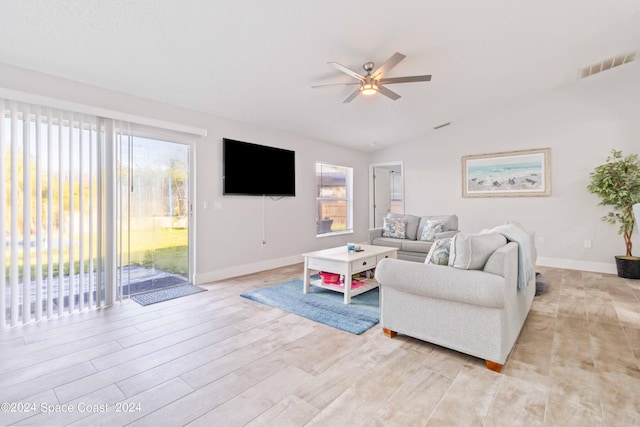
[115,122,131,302]
[1,99,107,328]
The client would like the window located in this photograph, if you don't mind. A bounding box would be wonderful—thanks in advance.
[316,162,353,235]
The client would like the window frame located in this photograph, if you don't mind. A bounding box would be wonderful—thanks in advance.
[315,162,353,237]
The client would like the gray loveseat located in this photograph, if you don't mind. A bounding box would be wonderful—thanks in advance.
[368,214,459,262]
[375,228,536,372]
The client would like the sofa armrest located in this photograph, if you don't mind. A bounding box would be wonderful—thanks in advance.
[368,227,383,244]
[434,230,458,240]
[375,258,510,308]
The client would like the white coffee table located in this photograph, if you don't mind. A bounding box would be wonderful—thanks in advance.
[302,244,398,304]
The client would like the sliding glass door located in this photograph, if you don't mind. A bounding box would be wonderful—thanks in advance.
[2,98,194,328]
[117,134,191,297]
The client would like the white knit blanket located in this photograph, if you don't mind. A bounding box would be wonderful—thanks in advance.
[488,223,533,290]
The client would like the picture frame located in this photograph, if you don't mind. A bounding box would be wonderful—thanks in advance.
[462,148,551,197]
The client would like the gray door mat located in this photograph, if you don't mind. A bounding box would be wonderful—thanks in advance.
[131,284,207,306]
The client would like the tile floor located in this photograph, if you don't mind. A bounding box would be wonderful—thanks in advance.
[0,264,638,426]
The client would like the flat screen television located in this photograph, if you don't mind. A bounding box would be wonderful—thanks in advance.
[222,138,296,196]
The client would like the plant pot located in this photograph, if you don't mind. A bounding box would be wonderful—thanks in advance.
[615,256,640,279]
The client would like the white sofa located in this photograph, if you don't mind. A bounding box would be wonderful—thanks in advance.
[374,231,536,372]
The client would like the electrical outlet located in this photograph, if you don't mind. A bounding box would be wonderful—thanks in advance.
[584,239,592,248]
[537,237,545,245]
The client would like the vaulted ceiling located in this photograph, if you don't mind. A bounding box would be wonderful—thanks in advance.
[1,1,639,151]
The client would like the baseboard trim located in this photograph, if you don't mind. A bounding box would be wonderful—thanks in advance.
[195,254,303,285]
[536,257,617,275]
[196,255,619,284]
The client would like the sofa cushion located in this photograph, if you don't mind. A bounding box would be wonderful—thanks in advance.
[425,238,452,265]
[371,237,403,249]
[401,240,432,254]
[449,233,507,270]
[386,213,421,240]
[382,216,406,238]
[418,215,458,236]
[419,220,444,241]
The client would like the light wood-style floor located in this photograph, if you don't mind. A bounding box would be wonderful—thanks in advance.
[1,264,639,426]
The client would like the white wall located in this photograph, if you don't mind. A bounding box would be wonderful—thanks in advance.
[4,60,638,278]
[370,60,640,274]
[0,63,372,284]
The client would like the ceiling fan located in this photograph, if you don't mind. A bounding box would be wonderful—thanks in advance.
[312,52,431,103]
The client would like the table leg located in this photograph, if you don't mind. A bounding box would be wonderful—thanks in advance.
[344,264,352,304]
[303,257,310,294]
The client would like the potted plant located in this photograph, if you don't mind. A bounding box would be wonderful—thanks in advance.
[587,149,640,279]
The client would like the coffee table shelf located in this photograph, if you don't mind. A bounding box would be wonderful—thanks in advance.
[302,244,398,304]
[307,277,379,298]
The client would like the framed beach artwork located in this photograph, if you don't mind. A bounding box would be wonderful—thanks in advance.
[462,148,551,197]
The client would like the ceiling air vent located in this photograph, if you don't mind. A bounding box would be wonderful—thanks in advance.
[578,51,637,79]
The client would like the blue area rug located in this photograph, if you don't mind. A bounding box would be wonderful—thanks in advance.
[240,278,379,335]
[131,284,206,306]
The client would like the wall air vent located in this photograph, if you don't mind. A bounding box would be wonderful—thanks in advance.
[578,51,637,80]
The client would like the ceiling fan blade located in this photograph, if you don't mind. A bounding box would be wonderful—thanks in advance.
[371,52,406,79]
[379,75,432,84]
[377,85,401,101]
[311,82,360,89]
[343,88,361,103]
[329,62,365,81]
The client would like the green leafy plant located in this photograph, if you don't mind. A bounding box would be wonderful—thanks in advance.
[587,149,640,257]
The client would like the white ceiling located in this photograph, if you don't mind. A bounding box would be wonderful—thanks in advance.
[1,1,639,151]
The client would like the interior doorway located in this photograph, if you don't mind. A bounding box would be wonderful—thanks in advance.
[369,162,404,228]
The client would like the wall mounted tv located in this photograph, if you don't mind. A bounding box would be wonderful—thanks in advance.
[222,138,296,196]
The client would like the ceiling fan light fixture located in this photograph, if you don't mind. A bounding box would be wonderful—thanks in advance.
[316,52,430,103]
[360,82,378,96]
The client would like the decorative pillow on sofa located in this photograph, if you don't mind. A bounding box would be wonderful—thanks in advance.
[386,213,421,240]
[420,220,444,241]
[448,233,507,270]
[425,238,452,265]
[382,217,407,238]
